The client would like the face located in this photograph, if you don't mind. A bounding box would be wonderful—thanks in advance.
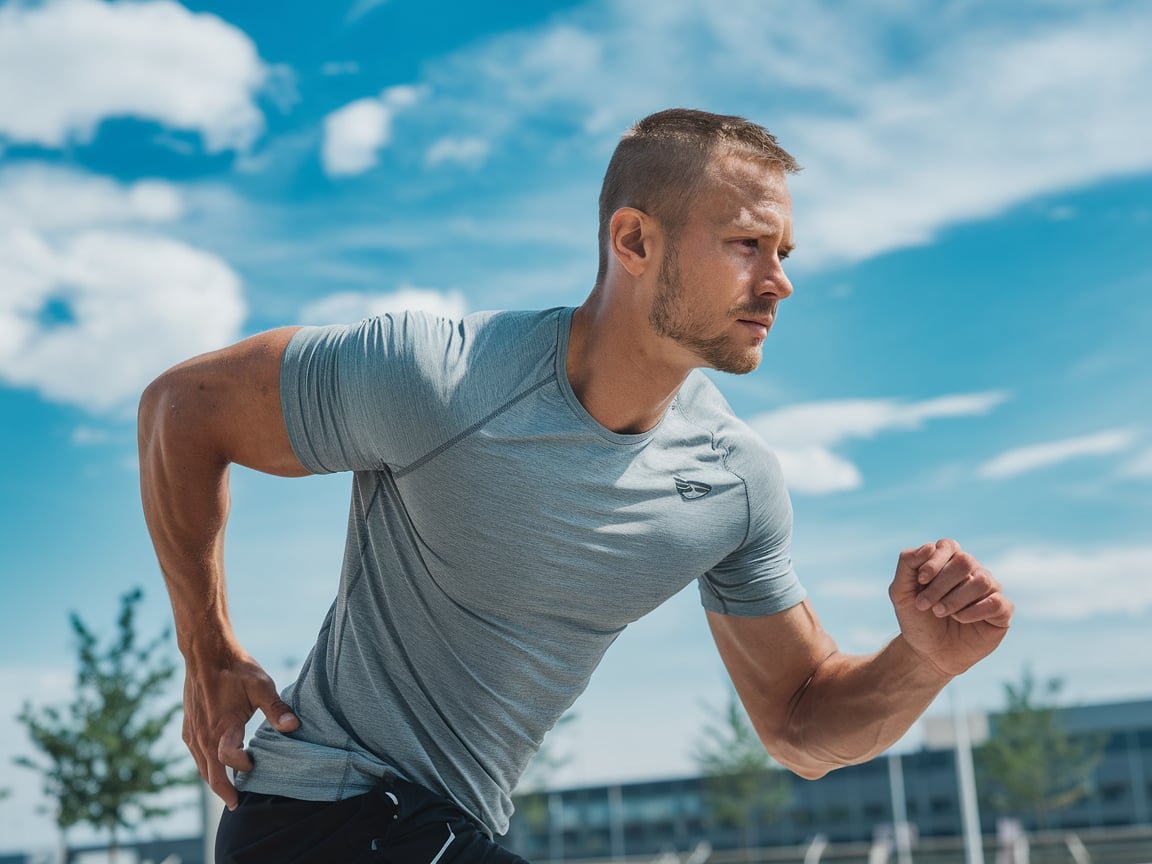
[648,152,795,375]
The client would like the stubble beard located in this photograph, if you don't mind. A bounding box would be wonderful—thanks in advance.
[648,244,770,376]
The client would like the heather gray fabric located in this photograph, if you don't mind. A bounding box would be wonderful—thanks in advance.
[236,306,805,836]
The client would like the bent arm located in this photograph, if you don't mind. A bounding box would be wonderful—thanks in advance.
[707,602,949,780]
[709,540,1011,780]
[137,327,307,806]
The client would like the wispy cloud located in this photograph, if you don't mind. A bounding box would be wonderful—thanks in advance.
[425,137,490,169]
[0,0,271,152]
[388,0,1152,267]
[345,0,391,24]
[979,429,1137,479]
[300,287,468,325]
[321,85,423,177]
[1123,448,1152,479]
[749,392,1009,494]
[988,545,1152,620]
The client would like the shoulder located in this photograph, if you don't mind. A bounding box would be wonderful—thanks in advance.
[288,306,564,380]
[674,372,785,484]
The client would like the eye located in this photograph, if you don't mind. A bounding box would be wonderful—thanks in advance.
[739,238,759,250]
[779,248,791,261]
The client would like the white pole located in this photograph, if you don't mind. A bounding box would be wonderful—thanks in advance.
[202,781,222,864]
[888,752,913,864]
[951,687,984,864]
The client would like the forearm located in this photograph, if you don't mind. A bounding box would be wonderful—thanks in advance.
[138,373,240,660]
[775,635,951,778]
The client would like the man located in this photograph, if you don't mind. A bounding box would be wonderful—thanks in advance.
[139,108,1013,863]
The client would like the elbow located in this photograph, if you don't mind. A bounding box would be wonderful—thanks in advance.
[772,747,832,782]
[138,370,179,454]
[787,762,831,782]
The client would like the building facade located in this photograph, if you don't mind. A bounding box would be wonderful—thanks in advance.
[501,698,1152,860]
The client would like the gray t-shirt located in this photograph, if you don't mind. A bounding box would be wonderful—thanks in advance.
[237,306,804,835]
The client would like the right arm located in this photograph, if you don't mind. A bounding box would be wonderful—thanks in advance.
[137,327,307,809]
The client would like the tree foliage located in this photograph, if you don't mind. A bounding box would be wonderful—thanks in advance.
[14,588,194,859]
[977,669,1105,829]
[693,687,791,851]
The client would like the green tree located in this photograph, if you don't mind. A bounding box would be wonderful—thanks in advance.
[15,588,194,863]
[977,669,1105,830]
[694,687,792,858]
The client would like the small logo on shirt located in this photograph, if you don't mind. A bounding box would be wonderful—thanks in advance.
[674,476,713,500]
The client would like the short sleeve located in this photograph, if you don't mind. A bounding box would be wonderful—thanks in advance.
[697,444,806,616]
[279,312,464,474]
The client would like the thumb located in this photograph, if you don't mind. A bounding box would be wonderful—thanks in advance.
[894,542,936,585]
[255,685,300,732]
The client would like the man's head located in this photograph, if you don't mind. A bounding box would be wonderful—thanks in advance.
[594,108,800,289]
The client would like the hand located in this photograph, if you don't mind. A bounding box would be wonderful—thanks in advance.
[889,538,1013,679]
[181,646,300,810]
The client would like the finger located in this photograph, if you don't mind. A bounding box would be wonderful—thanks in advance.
[915,551,979,611]
[949,591,1014,627]
[182,719,210,784]
[205,750,239,811]
[895,542,936,582]
[923,567,997,617]
[218,723,253,773]
[915,538,961,586]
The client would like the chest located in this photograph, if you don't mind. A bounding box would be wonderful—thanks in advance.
[391,410,749,629]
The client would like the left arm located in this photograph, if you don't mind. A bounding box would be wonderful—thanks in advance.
[709,539,1013,779]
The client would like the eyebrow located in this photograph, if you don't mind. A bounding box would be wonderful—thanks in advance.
[726,215,795,255]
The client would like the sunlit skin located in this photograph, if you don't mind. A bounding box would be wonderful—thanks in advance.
[568,150,794,434]
[649,152,795,376]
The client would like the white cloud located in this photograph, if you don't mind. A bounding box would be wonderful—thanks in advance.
[0,164,183,231]
[425,136,490,168]
[979,429,1137,479]
[0,229,245,413]
[988,545,1152,620]
[0,165,249,415]
[750,392,1008,494]
[404,0,1152,267]
[1123,448,1152,479]
[0,0,270,152]
[71,424,111,446]
[300,287,468,325]
[321,85,423,177]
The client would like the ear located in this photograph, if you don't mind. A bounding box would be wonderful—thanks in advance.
[608,207,660,277]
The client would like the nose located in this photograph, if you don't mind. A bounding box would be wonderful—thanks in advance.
[758,256,793,301]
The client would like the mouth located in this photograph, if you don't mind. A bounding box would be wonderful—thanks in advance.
[736,317,773,339]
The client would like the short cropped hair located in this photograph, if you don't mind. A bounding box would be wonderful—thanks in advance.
[595,108,800,287]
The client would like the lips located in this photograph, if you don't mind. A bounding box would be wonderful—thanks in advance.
[737,318,771,338]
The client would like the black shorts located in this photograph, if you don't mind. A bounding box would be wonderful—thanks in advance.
[216,776,530,864]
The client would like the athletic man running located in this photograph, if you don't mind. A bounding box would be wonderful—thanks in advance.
[139,108,1013,863]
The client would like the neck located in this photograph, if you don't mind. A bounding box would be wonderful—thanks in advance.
[566,291,694,435]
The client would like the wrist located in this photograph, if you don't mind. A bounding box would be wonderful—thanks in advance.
[890,633,956,688]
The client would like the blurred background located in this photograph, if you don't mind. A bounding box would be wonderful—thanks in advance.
[0,0,1149,860]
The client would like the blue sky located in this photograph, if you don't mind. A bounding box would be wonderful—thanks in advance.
[1,0,1150,852]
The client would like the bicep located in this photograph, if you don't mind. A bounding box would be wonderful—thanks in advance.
[707,600,837,749]
[140,327,308,477]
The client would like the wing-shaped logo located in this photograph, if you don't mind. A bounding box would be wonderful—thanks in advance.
[674,476,713,500]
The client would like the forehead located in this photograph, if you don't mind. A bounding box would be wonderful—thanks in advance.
[693,150,793,231]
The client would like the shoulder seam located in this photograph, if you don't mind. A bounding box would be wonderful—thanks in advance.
[393,375,555,479]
